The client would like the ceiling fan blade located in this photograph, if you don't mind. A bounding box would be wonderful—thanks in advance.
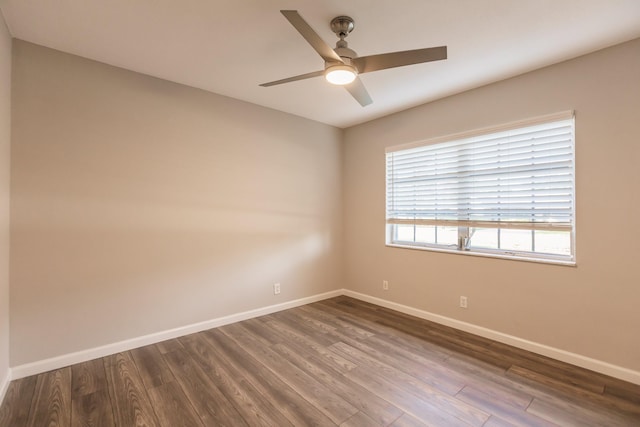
[281,10,343,64]
[344,76,372,106]
[260,70,325,87]
[353,46,447,74]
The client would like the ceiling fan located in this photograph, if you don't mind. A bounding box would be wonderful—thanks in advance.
[260,10,447,106]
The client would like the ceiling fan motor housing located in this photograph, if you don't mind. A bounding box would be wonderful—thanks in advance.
[330,16,354,38]
[334,42,357,61]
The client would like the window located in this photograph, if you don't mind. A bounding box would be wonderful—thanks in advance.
[386,112,575,264]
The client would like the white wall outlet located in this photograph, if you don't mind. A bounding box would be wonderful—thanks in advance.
[274,283,281,295]
[382,280,389,291]
[460,296,468,308]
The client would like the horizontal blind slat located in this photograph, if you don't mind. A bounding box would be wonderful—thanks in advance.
[386,117,575,230]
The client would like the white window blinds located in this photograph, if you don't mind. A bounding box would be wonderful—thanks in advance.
[386,113,575,231]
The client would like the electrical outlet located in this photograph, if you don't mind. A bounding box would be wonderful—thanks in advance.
[382,280,389,291]
[459,296,468,308]
[274,283,281,295]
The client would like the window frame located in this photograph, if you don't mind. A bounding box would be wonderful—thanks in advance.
[385,112,576,265]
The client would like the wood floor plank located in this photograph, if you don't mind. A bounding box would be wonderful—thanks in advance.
[482,416,519,427]
[27,367,72,427]
[331,341,489,426]
[526,396,630,427]
[103,352,160,427]
[444,351,550,402]
[312,299,403,337]
[266,329,356,378]
[507,365,640,416]
[145,381,204,427]
[330,297,640,421]
[179,333,295,426]
[605,380,640,405]
[286,306,339,334]
[240,317,284,346]
[71,388,115,427]
[216,323,359,424]
[340,296,624,420]
[360,323,451,364]
[314,300,453,361]
[71,358,108,399]
[460,374,533,411]
[329,328,466,395]
[324,298,509,361]
[340,410,386,427]
[271,341,404,425]
[0,376,37,427]
[199,327,336,426]
[162,348,249,427]
[447,351,638,425]
[390,413,432,427]
[2,296,639,426]
[155,338,184,354]
[389,321,515,369]
[270,309,341,347]
[491,341,606,394]
[320,298,451,339]
[344,365,474,427]
[264,317,358,373]
[103,350,134,366]
[496,339,640,400]
[298,303,375,336]
[455,386,555,427]
[130,344,175,389]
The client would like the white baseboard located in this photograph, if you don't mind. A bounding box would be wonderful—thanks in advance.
[0,368,11,405]
[344,290,640,386]
[10,288,640,386]
[11,289,342,380]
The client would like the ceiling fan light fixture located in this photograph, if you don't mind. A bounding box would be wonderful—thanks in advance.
[325,64,357,85]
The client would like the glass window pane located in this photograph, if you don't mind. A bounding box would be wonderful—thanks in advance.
[415,225,436,244]
[395,225,415,242]
[436,226,458,245]
[500,229,533,252]
[534,230,571,255]
[469,228,498,249]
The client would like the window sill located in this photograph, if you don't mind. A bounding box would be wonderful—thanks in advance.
[386,243,577,267]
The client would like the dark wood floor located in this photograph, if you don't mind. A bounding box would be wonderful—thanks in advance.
[1,296,639,426]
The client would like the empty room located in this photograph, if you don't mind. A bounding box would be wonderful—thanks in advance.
[0,1,639,426]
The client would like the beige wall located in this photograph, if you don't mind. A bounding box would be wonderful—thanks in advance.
[0,13,11,385]
[7,33,640,376]
[343,38,640,372]
[10,41,343,365]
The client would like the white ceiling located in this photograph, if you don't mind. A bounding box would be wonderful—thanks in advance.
[1,1,639,128]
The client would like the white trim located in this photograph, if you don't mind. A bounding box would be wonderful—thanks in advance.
[385,110,575,153]
[0,368,11,405]
[343,290,640,385]
[9,287,640,386]
[386,242,577,267]
[11,290,342,380]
